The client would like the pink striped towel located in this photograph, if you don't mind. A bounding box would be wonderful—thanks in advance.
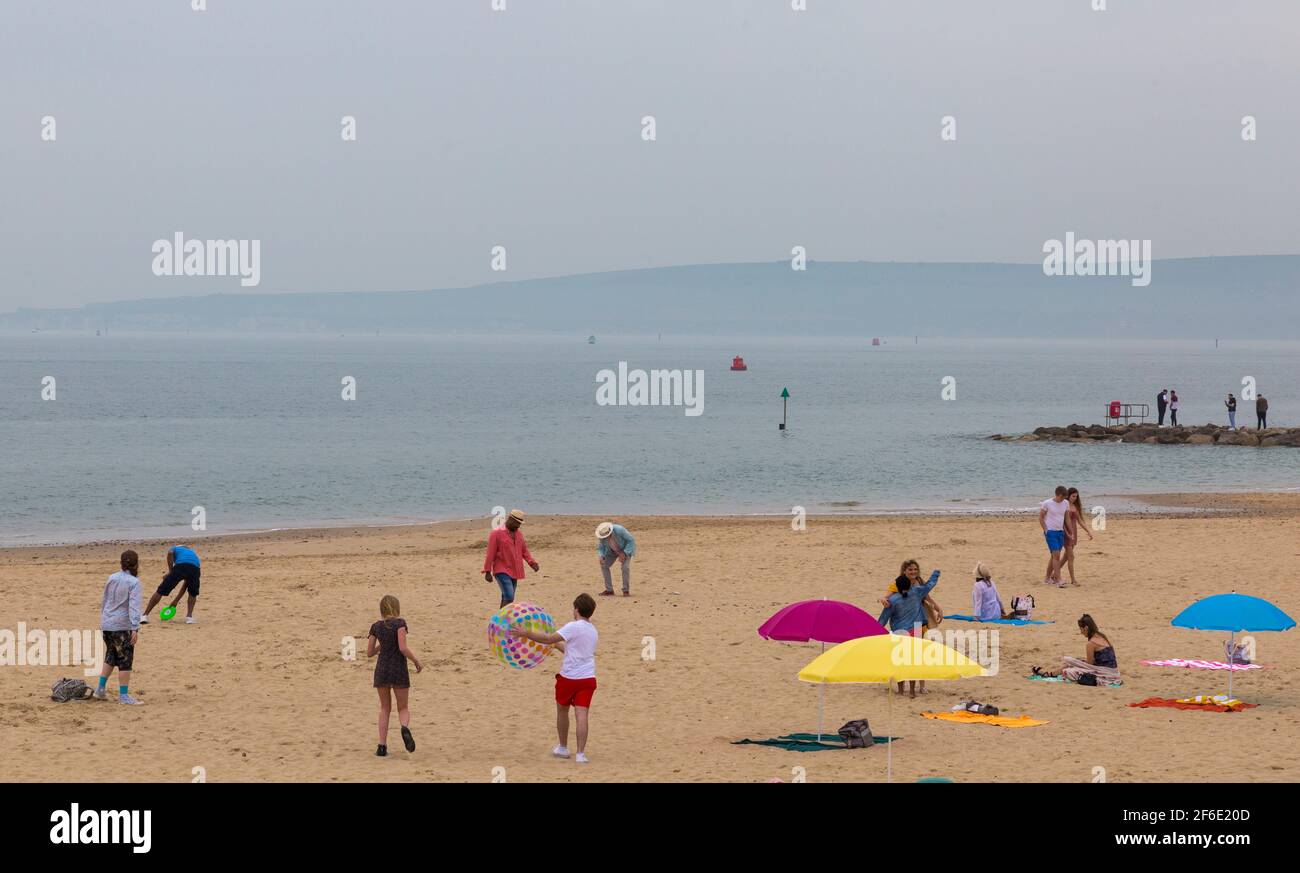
[1141,658,1266,672]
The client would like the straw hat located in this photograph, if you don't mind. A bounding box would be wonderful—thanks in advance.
[507,509,526,524]
[595,522,613,539]
[974,562,992,580]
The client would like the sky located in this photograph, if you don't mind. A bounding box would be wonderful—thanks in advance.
[1,0,1297,311]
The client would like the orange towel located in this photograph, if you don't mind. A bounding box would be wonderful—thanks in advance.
[922,711,1048,728]
[1127,697,1258,713]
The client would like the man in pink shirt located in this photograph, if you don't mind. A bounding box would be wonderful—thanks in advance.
[483,508,540,608]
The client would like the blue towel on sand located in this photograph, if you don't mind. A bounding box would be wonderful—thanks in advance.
[731,733,900,752]
[1026,674,1121,688]
[946,614,1053,626]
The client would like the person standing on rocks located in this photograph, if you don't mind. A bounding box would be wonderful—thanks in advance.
[1225,393,1238,429]
[1257,394,1269,429]
[1168,390,1180,427]
[1157,389,1168,426]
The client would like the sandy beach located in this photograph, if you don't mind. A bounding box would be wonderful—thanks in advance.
[3,500,1298,783]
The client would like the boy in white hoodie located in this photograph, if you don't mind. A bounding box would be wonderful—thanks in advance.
[95,550,144,705]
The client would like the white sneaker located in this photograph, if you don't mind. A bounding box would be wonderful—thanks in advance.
[92,688,108,701]
[185,616,196,624]
[575,752,589,764]
[139,615,149,624]
[551,745,570,759]
[118,695,144,705]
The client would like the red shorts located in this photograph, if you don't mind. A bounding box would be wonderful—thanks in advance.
[555,674,596,708]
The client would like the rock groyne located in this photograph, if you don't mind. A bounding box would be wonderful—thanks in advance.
[990,424,1300,447]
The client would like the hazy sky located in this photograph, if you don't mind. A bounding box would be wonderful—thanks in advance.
[2,0,1297,310]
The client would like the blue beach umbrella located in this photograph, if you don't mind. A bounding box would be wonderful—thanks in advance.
[1171,593,1295,697]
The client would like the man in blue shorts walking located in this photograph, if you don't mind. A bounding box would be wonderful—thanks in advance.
[1039,486,1069,587]
[140,545,202,624]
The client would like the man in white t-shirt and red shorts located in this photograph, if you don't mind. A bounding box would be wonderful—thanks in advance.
[510,592,599,764]
[1040,485,1070,587]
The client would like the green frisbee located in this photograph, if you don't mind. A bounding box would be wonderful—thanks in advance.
[159,605,177,622]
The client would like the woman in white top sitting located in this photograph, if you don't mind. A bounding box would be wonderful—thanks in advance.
[971,562,1007,621]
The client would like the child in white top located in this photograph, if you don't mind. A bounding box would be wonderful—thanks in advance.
[511,593,599,763]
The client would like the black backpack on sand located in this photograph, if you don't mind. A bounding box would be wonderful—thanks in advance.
[838,719,874,748]
[51,678,93,702]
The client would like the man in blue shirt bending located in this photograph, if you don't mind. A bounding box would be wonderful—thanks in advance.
[141,545,203,625]
[595,522,636,597]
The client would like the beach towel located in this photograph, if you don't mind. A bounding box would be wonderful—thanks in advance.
[731,733,900,752]
[1141,658,1266,672]
[1128,697,1258,713]
[946,614,1053,626]
[1026,673,1122,688]
[1177,695,1249,707]
[922,711,1047,728]
[1060,656,1121,685]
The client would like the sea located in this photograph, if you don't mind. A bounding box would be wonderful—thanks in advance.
[2,332,1298,546]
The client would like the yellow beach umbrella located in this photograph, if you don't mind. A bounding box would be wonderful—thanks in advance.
[798,634,989,781]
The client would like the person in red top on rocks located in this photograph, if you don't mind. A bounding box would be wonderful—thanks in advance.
[483,509,540,608]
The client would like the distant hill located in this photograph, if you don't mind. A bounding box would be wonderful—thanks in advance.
[3,256,1297,338]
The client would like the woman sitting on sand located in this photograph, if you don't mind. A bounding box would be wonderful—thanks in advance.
[971,563,1007,621]
[1033,614,1120,685]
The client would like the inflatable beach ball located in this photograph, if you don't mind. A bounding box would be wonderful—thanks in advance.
[488,601,556,669]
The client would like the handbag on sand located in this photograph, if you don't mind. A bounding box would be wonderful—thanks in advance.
[838,719,874,749]
[922,595,943,629]
[50,678,93,702]
[1010,594,1035,620]
[1224,639,1252,664]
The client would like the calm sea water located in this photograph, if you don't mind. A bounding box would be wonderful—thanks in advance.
[2,333,1298,546]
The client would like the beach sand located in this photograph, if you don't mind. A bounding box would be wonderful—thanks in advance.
[3,503,1298,783]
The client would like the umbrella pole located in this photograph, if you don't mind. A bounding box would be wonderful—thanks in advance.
[887,681,893,784]
[1228,631,1235,699]
[817,641,826,741]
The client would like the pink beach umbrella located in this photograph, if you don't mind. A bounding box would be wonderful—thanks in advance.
[758,599,888,739]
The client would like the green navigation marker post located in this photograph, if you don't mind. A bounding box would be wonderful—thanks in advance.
[779,387,789,430]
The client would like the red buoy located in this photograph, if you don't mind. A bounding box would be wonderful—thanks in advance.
[730,355,747,371]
